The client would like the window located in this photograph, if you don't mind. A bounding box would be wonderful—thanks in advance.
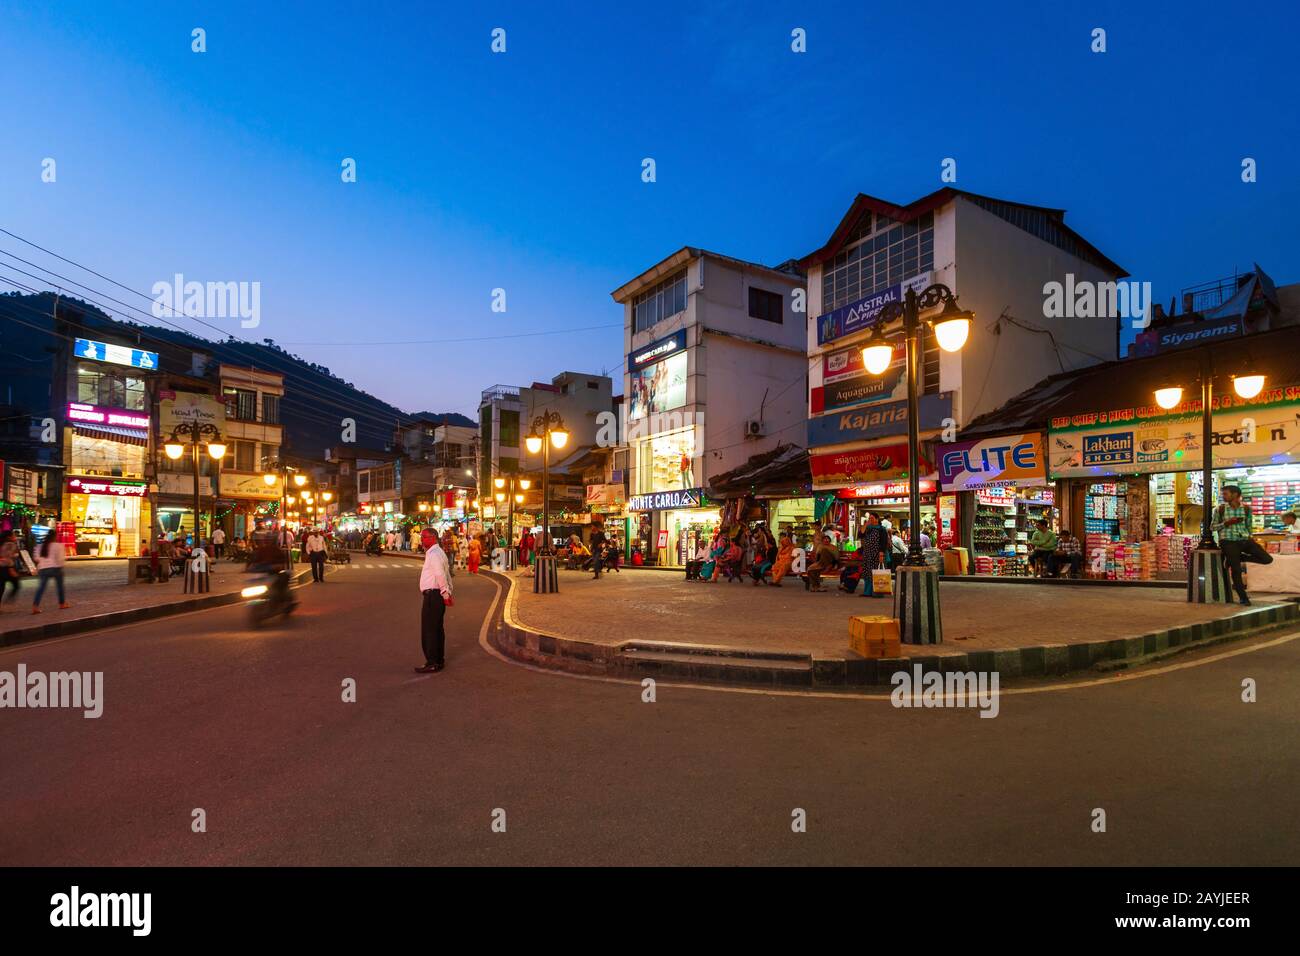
[633,270,687,332]
[748,286,784,324]
[261,394,280,425]
[76,363,146,411]
[821,212,934,313]
[358,472,370,494]
[499,410,520,449]
[233,440,256,472]
[260,444,279,469]
[223,387,257,422]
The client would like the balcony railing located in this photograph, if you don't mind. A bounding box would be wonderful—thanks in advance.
[481,385,521,403]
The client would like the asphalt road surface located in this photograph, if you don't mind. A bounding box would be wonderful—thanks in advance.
[3,558,1298,866]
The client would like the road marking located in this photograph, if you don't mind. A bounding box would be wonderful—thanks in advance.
[477,575,1300,701]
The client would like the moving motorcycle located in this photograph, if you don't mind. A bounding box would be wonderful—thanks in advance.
[242,569,298,627]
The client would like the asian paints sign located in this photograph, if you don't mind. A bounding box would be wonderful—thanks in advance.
[939,433,1046,491]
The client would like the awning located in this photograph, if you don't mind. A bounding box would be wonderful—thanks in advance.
[708,444,811,498]
[73,423,149,446]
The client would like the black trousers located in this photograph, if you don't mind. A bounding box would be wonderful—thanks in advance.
[1049,552,1083,577]
[309,552,326,582]
[1220,539,1273,598]
[421,590,447,667]
[213,543,224,559]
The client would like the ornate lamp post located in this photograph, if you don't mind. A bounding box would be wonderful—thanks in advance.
[524,411,569,593]
[261,464,310,571]
[1154,357,1264,603]
[864,283,972,644]
[164,422,226,547]
[494,474,532,569]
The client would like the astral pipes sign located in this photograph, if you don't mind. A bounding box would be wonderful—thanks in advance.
[938,433,1046,491]
[815,272,931,345]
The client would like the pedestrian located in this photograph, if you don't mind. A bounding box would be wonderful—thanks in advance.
[589,524,607,579]
[30,533,70,613]
[211,525,226,560]
[467,534,482,574]
[853,513,887,598]
[1050,529,1083,578]
[414,527,453,674]
[0,530,23,608]
[518,528,535,570]
[770,532,795,586]
[803,533,839,592]
[1213,484,1273,605]
[1028,519,1057,577]
[280,525,296,565]
[306,527,327,583]
[750,527,777,585]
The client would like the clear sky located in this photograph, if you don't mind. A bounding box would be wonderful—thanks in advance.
[2,1,1297,416]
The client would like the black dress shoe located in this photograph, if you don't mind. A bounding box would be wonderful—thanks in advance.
[414,664,437,673]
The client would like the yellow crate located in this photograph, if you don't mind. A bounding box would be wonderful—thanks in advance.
[849,615,901,657]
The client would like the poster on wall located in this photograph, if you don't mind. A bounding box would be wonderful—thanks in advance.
[160,393,226,433]
[1048,394,1300,477]
[629,351,687,420]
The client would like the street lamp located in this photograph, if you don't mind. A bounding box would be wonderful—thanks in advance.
[866,284,973,645]
[1153,358,1264,602]
[262,461,314,571]
[164,421,225,546]
[524,411,569,555]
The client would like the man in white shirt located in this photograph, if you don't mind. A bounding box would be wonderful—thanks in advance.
[1282,512,1300,535]
[415,528,454,674]
[279,527,296,565]
[305,528,327,583]
[211,526,226,560]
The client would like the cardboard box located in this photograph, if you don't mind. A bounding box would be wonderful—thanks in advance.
[849,615,901,658]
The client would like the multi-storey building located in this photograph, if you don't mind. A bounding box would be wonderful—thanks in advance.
[610,247,806,565]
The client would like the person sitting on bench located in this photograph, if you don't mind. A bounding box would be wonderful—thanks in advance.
[1050,529,1083,578]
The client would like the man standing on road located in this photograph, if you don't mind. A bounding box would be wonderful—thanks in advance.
[306,527,327,583]
[211,526,226,560]
[415,528,453,674]
[1213,484,1273,605]
[279,525,296,566]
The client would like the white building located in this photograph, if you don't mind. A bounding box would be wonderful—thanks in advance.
[800,188,1126,551]
[611,247,807,565]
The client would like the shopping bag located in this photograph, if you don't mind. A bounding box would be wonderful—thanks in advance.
[871,568,893,595]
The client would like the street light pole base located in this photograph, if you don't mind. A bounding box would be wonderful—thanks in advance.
[534,553,559,594]
[1187,547,1231,604]
[895,565,942,645]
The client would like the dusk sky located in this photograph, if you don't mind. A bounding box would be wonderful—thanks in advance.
[3,0,1297,416]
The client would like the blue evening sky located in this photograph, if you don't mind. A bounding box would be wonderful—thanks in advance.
[2,1,1297,415]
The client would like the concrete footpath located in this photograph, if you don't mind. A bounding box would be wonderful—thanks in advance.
[0,559,312,647]
[488,566,1300,689]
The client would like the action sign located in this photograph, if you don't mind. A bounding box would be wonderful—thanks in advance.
[939,433,1046,491]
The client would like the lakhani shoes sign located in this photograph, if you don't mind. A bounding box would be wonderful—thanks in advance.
[627,488,707,512]
[938,433,1046,491]
[1048,387,1300,477]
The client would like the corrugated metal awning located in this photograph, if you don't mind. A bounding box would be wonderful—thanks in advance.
[74,423,149,446]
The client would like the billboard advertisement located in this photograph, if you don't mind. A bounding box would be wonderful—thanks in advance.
[629,350,687,420]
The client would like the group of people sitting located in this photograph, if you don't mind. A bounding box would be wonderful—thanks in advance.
[1027,520,1084,578]
[685,526,797,585]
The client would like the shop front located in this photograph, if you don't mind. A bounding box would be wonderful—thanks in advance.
[809,440,945,553]
[627,487,717,567]
[61,401,152,557]
[1048,386,1300,585]
[938,431,1052,576]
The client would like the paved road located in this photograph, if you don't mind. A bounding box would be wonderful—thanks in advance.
[2,558,1298,865]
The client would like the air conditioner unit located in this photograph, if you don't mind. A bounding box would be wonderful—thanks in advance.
[744,420,767,439]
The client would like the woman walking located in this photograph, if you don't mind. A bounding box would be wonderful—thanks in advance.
[0,530,22,608]
[467,533,483,574]
[31,534,70,613]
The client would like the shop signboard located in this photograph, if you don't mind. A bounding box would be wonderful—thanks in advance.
[585,483,627,508]
[813,336,907,413]
[627,487,706,512]
[837,478,938,498]
[66,402,150,433]
[810,444,933,488]
[158,472,214,496]
[160,393,226,433]
[815,272,931,346]
[1049,390,1300,477]
[807,392,953,448]
[5,464,37,505]
[628,330,688,420]
[1129,314,1244,358]
[938,432,1047,491]
[65,476,147,498]
[74,337,158,370]
[219,473,279,499]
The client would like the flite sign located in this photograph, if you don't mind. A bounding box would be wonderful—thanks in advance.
[938,433,1046,491]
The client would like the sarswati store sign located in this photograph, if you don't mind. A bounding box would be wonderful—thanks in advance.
[938,432,1046,491]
